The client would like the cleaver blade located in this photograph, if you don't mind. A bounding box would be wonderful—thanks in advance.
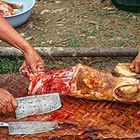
[15,93,62,119]
[0,121,58,135]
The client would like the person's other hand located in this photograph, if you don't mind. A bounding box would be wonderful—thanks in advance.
[20,48,45,73]
[130,47,140,74]
[0,88,18,113]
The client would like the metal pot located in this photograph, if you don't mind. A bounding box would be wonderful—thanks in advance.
[111,0,140,13]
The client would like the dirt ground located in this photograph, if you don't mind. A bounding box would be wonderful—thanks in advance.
[18,0,140,48]
[0,0,140,72]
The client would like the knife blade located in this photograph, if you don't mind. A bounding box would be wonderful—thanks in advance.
[0,121,58,135]
[15,93,62,119]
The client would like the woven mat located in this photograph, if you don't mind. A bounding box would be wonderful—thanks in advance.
[0,73,140,140]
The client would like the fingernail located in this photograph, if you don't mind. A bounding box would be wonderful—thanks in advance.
[12,99,18,108]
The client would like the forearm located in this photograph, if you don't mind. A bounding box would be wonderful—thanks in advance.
[0,15,34,54]
[138,47,140,55]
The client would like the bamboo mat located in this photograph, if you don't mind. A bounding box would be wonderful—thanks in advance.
[0,73,140,140]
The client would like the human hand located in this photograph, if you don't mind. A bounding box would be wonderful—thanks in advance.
[130,47,140,74]
[0,88,18,113]
[20,48,45,73]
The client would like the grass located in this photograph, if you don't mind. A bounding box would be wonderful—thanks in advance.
[0,57,134,74]
[68,38,81,47]
[0,58,23,73]
[67,34,83,47]
[80,27,97,37]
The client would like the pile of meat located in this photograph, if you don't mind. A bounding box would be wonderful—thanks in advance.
[21,63,140,103]
[0,1,22,16]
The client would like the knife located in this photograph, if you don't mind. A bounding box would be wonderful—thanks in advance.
[0,121,58,135]
[15,93,62,119]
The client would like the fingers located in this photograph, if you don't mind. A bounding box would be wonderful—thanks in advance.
[36,64,45,72]
[11,98,18,108]
[0,98,7,106]
[6,103,14,112]
[0,103,14,113]
[133,63,140,74]
[19,61,27,73]
[20,59,45,73]
[30,57,45,73]
[129,62,135,72]
[0,88,17,113]
[0,100,17,113]
[0,101,7,113]
[2,107,7,113]
[29,63,37,73]
[0,95,8,111]
[130,57,140,74]
[137,84,140,90]
[6,96,18,112]
[135,64,140,73]
[0,102,5,112]
[23,50,45,73]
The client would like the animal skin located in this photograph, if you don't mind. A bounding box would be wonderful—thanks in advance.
[21,63,140,103]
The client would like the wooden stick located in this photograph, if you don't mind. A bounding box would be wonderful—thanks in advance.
[0,47,138,57]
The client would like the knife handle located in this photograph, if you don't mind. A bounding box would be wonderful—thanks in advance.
[0,122,9,127]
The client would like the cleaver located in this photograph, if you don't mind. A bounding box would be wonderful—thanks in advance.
[0,121,58,135]
[15,93,62,119]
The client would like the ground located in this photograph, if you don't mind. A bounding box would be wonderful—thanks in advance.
[0,0,140,73]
